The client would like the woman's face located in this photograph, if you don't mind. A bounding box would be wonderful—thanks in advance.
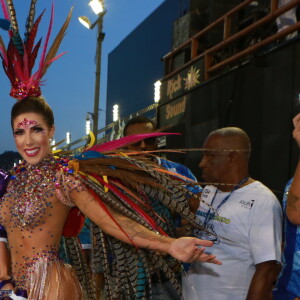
[13,112,55,165]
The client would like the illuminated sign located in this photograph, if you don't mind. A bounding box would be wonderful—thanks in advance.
[159,96,188,127]
[161,59,203,102]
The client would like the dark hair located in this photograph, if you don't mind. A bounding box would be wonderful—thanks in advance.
[11,96,54,128]
[123,116,156,136]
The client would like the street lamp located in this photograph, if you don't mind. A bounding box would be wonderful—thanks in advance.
[154,80,161,103]
[78,0,106,144]
[113,104,119,122]
[85,112,93,135]
[66,132,71,145]
[78,16,92,29]
[89,0,104,15]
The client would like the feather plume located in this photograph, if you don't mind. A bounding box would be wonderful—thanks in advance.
[25,0,37,42]
[0,0,9,21]
[25,10,44,55]
[93,173,168,235]
[0,35,6,54]
[42,6,73,77]
[11,27,23,55]
[0,18,9,30]
[0,2,73,100]
[35,3,54,80]
[5,0,18,32]
[89,132,180,153]
[28,37,41,71]
[64,237,97,300]
[65,149,216,299]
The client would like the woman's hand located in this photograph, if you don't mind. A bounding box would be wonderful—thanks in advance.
[167,237,222,264]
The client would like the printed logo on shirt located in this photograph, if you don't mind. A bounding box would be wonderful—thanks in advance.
[239,199,255,209]
[196,210,231,224]
[202,188,212,197]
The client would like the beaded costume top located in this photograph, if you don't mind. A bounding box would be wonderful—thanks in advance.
[0,155,83,289]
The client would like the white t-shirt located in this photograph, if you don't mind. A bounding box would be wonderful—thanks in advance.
[182,181,282,300]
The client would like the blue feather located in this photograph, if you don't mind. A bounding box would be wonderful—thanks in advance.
[74,150,107,161]
[0,19,10,31]
[11,29,24,55]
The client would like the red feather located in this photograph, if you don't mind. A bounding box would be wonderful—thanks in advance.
[62,207,85,237]
[42,51,66,70]
[25,10,44,56]
[6,41,19,79]
[28,38,41,72]
[0,0,9,20]
[89,132,180,153]
[37,4,53,74]
[12,58,25,80]
[22,48,29,78]
[91,173,168,236]
[88,187,139,249]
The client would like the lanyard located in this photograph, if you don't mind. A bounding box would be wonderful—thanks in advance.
[203,176,249,226]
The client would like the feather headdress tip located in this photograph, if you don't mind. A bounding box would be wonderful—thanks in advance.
[0,1,73,100]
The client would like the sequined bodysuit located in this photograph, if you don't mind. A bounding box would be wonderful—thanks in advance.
[0,156,82,299]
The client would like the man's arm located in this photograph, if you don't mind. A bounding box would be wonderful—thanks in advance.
[246,261,281,300]
[71,187,222,264]
[287,113,300,224]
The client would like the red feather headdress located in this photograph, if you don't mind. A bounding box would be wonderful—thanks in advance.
[0,0,72,100]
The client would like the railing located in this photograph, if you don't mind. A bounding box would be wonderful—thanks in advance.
[163,0,300,80]
[59,103,158,152]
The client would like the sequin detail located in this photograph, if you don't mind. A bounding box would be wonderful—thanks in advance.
[5,156,60,229]
[17,118,38,129]
[56,172,84,207]
[13,248,59,289]
[0,155,84,292]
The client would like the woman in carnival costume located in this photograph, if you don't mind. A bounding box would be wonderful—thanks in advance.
[0,1,221,299]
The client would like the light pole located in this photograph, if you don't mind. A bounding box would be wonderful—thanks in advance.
[93,16,105,143]
[79,0,106,144]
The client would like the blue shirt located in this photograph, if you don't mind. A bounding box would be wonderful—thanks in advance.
[273,178,300,299]
[157,158,202,229]
[158,158,202,195]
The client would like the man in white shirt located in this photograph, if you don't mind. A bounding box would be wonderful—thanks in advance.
[182,127,282,300]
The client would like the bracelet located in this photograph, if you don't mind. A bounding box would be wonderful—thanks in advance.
[0,278,12,290]
[13,288,28,299]
[0,289,13,299]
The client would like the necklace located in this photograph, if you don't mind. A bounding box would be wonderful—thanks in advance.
[203,176,249,226]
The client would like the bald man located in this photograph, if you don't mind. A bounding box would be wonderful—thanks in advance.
[182,127,282,300]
